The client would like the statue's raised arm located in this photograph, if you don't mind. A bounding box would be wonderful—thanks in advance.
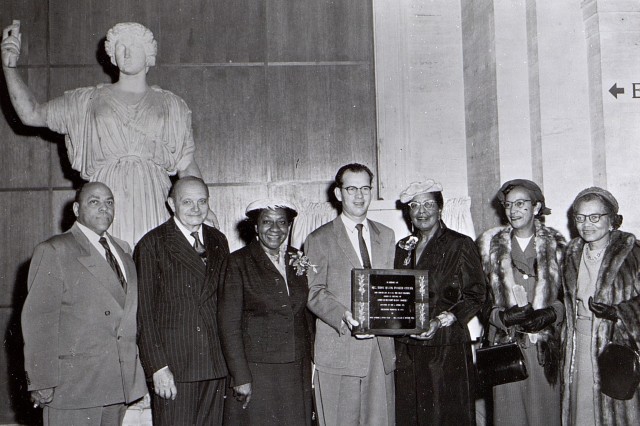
[1,20,48,126]
[1,21,218,245]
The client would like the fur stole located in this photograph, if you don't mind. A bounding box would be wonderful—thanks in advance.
[477,220,566,384]
[562,230,640,426]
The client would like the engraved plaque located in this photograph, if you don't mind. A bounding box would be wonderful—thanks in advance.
[351,269,429,336]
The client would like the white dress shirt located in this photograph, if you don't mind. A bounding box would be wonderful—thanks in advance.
[76,221,127,281]
[339,214,372,267]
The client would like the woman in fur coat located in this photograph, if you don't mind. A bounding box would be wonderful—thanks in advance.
[562,187,640,425]
[477,179,565,426]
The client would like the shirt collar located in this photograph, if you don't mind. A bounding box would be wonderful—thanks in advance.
[173,216,202,240]
[340,213,368,233]
[76,221,105,244]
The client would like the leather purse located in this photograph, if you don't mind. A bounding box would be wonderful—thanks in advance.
[598,323,640,400]
[476,340,528,388]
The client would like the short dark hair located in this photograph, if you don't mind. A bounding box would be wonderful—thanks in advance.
[334,163,374,188]
[168,176,209,200]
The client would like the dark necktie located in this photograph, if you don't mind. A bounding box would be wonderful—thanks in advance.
[191,231,207,263]
[355,223,372,269]
[98,237,127,292]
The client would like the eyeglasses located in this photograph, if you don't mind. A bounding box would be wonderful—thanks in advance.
[408,200,439,211]
[502,199,531,210]
[574,213,608,223]
[342,186,372,195]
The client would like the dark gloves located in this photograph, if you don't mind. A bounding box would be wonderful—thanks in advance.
[499,303,534,327]
[588,296,618,322]
[520,307,557,333]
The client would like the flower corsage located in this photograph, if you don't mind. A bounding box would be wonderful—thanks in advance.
[398,235,419,266]
[289,250,318,276]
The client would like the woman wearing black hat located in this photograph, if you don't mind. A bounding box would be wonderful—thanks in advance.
[218,199,314,425]
[561,188,640,425]
[477,179,565,425]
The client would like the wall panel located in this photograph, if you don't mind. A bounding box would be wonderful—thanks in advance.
[267,65,376,183]
[268,0,373,62]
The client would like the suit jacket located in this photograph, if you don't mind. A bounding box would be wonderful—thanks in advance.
[305,217,396,377]
[135,219,229,382]
[218,241,312,387]
[21,223,147,409]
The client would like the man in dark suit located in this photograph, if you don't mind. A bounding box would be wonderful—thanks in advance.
[305,163,397,426]
[135,176,229,426]
[22,182,147,426]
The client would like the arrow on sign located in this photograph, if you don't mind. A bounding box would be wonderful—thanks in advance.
[609,83,624,98]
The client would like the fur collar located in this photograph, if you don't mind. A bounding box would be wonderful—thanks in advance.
[478,220,565,309]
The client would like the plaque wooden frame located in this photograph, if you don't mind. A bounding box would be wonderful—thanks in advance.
[351,268,429,336]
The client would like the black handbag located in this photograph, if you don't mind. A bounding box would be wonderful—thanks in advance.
[598,322,640,400]
[476,339,528,388]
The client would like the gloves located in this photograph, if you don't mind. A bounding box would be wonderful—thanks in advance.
[520,307,557,333]
[588,296,618,322]
[499,303,534,327]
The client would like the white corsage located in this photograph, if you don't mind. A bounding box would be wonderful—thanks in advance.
[398,235,419,266]
[289,251,318,276]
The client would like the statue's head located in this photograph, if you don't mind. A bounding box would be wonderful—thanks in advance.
[105,22,157,68]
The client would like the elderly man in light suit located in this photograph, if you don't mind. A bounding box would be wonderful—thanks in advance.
[305,163,396,426]
[21,182,147,426]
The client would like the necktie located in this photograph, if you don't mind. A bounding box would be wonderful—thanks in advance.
[98,237,127,292]
[191,231,207,263]
[355,223,372,269]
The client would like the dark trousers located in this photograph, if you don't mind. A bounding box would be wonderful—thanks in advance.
[395,341,476,426]
[150,378,225,426]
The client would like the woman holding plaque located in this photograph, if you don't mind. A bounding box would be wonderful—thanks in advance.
[561,187,640,425]
[477,179,565,426]
[218,199,314,425]
[394,180,486,425]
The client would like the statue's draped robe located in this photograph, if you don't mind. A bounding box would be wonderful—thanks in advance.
[46,84,195,245]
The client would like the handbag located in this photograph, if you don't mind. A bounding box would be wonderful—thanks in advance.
[476,335,528,388]
[597,322,640,400]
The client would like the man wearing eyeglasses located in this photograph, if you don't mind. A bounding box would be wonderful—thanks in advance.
[305,163,397,426]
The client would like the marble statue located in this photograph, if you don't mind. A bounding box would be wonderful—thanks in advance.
[1,21,217,245]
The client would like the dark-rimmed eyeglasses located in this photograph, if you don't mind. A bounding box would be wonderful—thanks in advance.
[342,186,372,195]
[502,199,531,210]
[408,200,439,211]
[574,213,608,223]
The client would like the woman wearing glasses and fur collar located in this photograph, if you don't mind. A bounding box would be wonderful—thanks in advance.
[477,179,565,426]
[561,187,640,426]
[394,180,486,426]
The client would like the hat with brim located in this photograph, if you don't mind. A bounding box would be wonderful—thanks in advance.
[245,198,298,217]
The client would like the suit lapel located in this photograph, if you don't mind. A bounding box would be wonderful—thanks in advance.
[200,225,226,298]
[332,218,361,268]
[71,224,126,308]
[367,219,383,269]
[165,220,207,283]
[109,234,137,317]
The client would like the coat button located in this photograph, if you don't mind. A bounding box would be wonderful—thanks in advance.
[196,326,201,332]
[105,311,110,316]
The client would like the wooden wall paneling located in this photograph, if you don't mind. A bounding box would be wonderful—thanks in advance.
[0,1,48,66]
[268,0,373,62]
[461,0,502,234]
[157,0,266,63]
[51,188,77,235]
[153,66,269,184]
[0,307,40,425]
[207,184,269,252]
[0,68,52,188]
[0,191,53,307]
[49,0,159,66]
[266,65,376,183]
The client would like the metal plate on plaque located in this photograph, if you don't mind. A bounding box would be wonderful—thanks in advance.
[351,268,429,336]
